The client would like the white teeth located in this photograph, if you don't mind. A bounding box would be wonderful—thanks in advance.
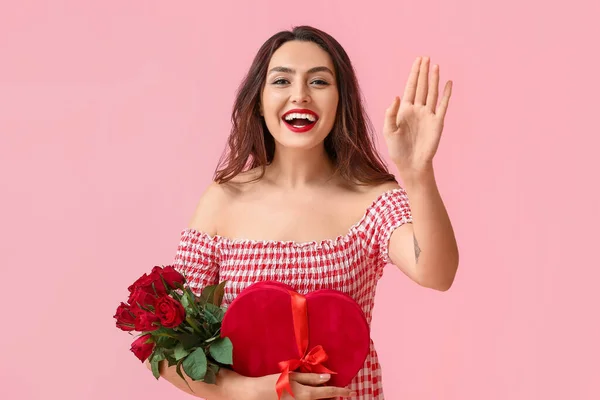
[284,113,317,122]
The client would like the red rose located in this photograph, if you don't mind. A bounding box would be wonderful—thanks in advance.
[134,310,160,332]
[128,287,157,310]
[127,270,166,296]
[130,334,154,362]
[114,302,136,331]
[153,265,185,290]
[127,272,154,292]
[155,295,186,328]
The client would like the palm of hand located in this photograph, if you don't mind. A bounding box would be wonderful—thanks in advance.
[383,56,453,174]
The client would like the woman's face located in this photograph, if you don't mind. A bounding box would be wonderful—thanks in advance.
[260,40,339,150]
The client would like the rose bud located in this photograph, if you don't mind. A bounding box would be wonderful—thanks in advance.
[114,302,136,331]
[128,270,166,296]
[155,265,185,290]
[130,334,154,362]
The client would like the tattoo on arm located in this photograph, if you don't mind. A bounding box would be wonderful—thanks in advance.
[413,234,421,263]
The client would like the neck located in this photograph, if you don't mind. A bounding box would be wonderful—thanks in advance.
[265,144,336,189]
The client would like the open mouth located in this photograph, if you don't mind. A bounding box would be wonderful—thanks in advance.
[281,111,319,133]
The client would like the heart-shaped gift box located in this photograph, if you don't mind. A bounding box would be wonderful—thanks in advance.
[221,281,370,397]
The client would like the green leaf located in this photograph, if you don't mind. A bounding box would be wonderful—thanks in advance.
[152,348,165,360]
[173,342,190,361]
[198,281,227,306]
[182,348,208,381]
[181,291,197,317]
[199,284,217,305]
[209,363,220,375]
[209,337,233,365]
[207,303,225,319]
[156,335,178,349]
[212,281,227,306]
[203,303,221,324]
[178,332,202,350]
[181,292,191,307]
[150,351,166,380]
[204,365,217,384]
[150,359,160,379]
[166,354,178,367]
[152,327,178,340]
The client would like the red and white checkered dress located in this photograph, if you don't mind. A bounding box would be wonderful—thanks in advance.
[173,188,412,400]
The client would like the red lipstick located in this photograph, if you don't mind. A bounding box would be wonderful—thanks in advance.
[281,108,319,133]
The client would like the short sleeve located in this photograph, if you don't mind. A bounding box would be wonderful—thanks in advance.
[172,229,221,295]
[365,188,413,266]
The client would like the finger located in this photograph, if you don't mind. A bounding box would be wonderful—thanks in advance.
[427,63,440,112]
[384,96,400,133]
[310,385,356,399]
[436,80,453,119]
[414,56,430,105]
[402,57,422,104]
[290,372,331,386]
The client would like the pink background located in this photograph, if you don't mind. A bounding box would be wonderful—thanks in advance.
[1,1,598,399]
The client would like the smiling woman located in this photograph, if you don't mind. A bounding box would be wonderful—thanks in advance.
[150,25,459,400]
[263,59,336,138]
[216,27,395,186]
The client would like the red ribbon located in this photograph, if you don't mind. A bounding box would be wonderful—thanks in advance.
[275,290,336,399]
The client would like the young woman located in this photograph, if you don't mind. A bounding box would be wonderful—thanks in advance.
[150,25,459,400]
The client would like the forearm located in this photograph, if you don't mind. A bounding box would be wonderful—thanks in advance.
[399,164,459,290]
[146,360,250,399]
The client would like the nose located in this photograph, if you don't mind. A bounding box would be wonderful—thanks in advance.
[290,82,311,104]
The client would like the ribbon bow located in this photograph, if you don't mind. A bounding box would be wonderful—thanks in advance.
[275,290,336,399]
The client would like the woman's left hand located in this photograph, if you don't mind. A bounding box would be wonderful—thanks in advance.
[383,56,453,177]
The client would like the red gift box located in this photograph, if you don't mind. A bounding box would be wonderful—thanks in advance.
[221,281,370,398]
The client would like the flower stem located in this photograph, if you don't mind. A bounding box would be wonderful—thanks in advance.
[154,332,177,339]
[186,316,202,334]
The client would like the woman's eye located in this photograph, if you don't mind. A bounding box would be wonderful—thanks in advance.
[272,79,329,86]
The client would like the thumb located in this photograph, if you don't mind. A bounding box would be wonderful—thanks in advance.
[384,96,400,133]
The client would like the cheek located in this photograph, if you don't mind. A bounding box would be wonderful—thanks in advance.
[316,91,338,114]
[262,98,287,126]
[262,90,286,111]
[264,112,282,127]
[322,97,339,126]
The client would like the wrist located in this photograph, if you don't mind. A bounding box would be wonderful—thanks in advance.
[216,368,242,398]
[218,369,265,400]
[251,374,278,400]
[396,163,435,187]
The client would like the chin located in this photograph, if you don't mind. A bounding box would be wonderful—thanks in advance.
[274,138,324,151]
[272,130,330,150]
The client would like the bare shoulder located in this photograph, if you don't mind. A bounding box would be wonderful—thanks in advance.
[186,181,227,235]
[323,179,402,226]
[348,180,402,203]
[369,181,402,196]
[187,167,265,234]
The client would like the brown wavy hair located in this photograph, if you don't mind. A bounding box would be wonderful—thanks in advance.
[214,25,396,186]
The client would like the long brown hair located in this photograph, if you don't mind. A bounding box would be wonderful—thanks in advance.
[214,25,396,186]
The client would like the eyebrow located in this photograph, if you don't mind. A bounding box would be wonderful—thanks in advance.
[267,66,334,76]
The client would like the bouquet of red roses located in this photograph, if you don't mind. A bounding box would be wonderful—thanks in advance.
[113,265,232,387]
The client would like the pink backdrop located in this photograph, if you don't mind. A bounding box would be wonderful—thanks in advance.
[1,1,598,399]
